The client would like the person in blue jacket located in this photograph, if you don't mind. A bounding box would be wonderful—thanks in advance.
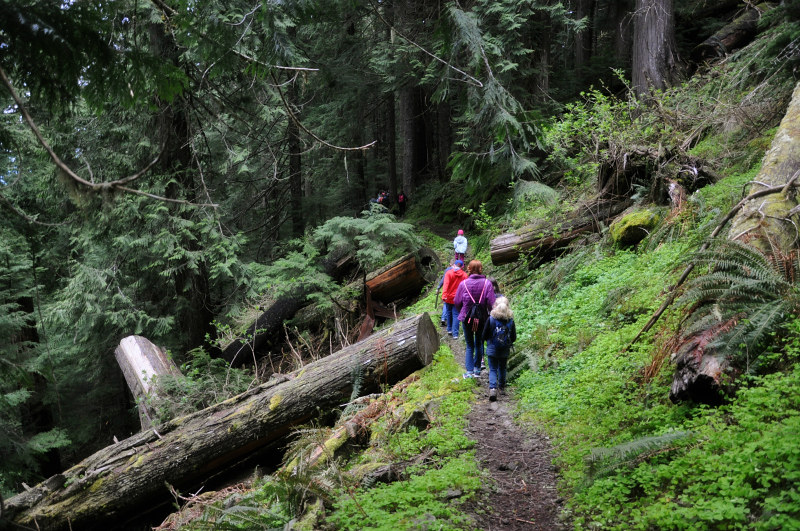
[482,296,517,401]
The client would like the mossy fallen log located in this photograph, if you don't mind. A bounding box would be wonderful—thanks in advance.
[692,3,773,61]
[5,313,439,531]
[490,199,632,266]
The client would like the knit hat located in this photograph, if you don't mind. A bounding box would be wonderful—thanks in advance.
[454,259,464,267]
[457,229,464,235]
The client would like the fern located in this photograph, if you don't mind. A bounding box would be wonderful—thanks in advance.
[585,431,694,483]
[679,239,800,367]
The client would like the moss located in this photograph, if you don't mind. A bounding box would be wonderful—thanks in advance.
[609,208,663,246]
[269,394,282,410]
[88,477,106,493]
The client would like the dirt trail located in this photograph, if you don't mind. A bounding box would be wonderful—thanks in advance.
[442,330,566,530]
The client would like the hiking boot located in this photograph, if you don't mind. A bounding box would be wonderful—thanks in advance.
[489,388,497,402]
[463,373,474,380]
[441,319,447,327]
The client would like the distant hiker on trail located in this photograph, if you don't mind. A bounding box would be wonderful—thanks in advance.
[455,260,496,379]
[453,229,467,262]
[397,190,407,216]
[442,259,468,339]
[483,296,516,401]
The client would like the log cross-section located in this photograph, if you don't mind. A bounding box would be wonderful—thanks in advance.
[6,313,439,531]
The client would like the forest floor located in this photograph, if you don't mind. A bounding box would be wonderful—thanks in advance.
[441,326,566,530]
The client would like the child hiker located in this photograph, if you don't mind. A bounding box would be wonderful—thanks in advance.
[453,229,467,262]
[482,296,517,401]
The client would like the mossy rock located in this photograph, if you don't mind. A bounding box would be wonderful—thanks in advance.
[609,207,663,247]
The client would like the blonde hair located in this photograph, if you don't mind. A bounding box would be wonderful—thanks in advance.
[491,296,513,321]
[467,260,483,275]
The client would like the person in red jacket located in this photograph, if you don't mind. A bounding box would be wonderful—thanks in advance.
[442,259,468,339]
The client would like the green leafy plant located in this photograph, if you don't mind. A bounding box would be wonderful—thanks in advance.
[679,239,800,373]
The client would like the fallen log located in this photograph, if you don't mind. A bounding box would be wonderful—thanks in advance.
[221,289,312,367]
[115,336,183,430]
[692,3,772,62]
[221,247,439,367]
[365,247,439,303]
[5,313,439,531]
[490,198,632,266]
[669,80,800,403]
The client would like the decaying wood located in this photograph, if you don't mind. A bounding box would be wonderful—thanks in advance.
[221,247,439,367]
[490,198,633,266]
[115,336,182,430]
[221,289,312,367]
[5,313,439,531]
[692,3,772,61]
[364,247,439,303]
[667,81,800,403]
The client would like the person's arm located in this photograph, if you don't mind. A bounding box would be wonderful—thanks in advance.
[510,320,517,344]
[454,282,464,311]
[483,317,493,341]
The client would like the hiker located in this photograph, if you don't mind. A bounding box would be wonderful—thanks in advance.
[436,261,454,326]
[483,296,517,401]
[453,229,467,262]
[454,260,496,378]
[442,259,468,339]
[397,190,407,216]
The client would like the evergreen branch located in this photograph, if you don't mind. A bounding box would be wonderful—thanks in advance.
[367,0,484,88]
[270,72,377,152]
[0,191,70,227]
[0,65,217,207]
[149,0,319,74]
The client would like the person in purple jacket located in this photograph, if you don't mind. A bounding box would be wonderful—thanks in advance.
[454,260,496,378]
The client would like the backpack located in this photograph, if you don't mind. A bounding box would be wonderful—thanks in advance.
[490,317,514,348]
[465,280,489,332]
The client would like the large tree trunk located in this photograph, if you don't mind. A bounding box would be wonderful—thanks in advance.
[632,0,681,97]
[400,85,427,195]
[574,0,596,75]
[670,81,800,403]
[5,313,439,531]
[490,198,633,265]
[288,48,304,238]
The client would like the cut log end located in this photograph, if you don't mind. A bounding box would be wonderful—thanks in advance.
[414,313,439,367]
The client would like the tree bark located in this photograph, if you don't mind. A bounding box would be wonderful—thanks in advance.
[400,85,427,195]
[365,247,440,303]
[5,313,439,531]
[632,0,681,97]
[574,0,596,74]
[288,48,304,238]
[114,336,183,430]
[670,81,800,403]
[490,198,633,265]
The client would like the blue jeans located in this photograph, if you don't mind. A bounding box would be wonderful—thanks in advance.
[440,303,448,323]
[487,353,509,389]
[445,303,460,338]
[464,325,484,374]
